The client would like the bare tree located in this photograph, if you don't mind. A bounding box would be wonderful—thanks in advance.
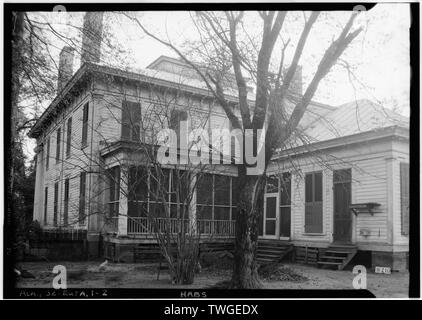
[123,10,363,288]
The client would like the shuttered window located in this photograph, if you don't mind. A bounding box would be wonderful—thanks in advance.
[82,103,89,147]
[400,163,409,235]
[305,172,323,233]
[56,128,61,163]
[79,172,87,224]
[122,100,142,141]
[54,182,59,226]
[66,117,72,158]
[169,109,188,148]
[44,187,48,225]
[46,137,50,170]
[64,178,69,226]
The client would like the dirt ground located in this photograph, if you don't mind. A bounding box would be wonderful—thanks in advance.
[15,261,409,298]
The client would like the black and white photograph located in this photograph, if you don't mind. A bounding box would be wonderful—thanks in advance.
[2,1,418,303]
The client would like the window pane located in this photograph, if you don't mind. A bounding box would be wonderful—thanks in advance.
[280,172,291,205]
[214,207,230,220]
[129,166,148,201]
[214,175,230,205]
[334,169,351,183]
[149,168,170,202]
[232,177,239,205]
[171,170,190,204]
[265,220,276,235]
[197,205,212,220]
[305,174,313,203]
[266,196,277,218]
[314,172,323,202]
[197,173,213,205]
[266,175,278,193]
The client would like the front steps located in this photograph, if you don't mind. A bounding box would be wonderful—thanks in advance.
[257,240,293,265]
[317,244,357,270]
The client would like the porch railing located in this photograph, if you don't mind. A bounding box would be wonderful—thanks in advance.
[127,217,236,237]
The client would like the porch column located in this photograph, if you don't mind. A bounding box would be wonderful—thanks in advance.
[190,174,197,234]
[118,166,128,236]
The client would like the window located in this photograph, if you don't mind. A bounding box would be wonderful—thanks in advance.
[305,172,323,233]
[54,182,59,226]
[108,166,121,217]
[66,117,72,158]
[79,172,87,224]
[56,128,61,163]
[400,163,409,235]
[82,103,89,147]
[46,137,50,170]
[169,109,188,148]
[64,178,69,226]
[122,100,142,141]
[44,187,48,225]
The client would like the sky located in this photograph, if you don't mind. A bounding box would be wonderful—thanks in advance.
[22,4,411,160]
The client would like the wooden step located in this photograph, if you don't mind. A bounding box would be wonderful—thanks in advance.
[317,261,342,265]
[319,256,345,261]
[324,250,352,255]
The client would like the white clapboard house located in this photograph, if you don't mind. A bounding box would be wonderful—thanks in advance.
[29,13,409,271]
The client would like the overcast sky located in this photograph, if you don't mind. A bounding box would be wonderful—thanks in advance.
[23,4,411,159]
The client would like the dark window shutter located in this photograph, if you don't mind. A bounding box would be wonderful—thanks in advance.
[82,103,89,146]
[53,182,59,226]
[66,117,72,158]
[46,137,50,170]
[44,187,48,225]
[64,179,69,225]
[122,101,142,141]
[400,163,409,235]
[56,128,61,162]
[79,172,87,222]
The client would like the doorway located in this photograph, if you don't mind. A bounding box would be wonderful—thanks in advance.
[263,193,279,239]
[333,169,352,243]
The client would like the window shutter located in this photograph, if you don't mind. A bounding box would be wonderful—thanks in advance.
[400,163,409,235]
[82,103,89,146]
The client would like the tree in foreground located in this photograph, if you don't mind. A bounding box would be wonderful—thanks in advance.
[125,10,363,288]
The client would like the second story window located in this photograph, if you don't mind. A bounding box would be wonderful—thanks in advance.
[82,103,89,147]
[169,109,188,149]
[66,117,72,158]
[56,128,61,163]
[121,100,142,141]
[46,137,50,170]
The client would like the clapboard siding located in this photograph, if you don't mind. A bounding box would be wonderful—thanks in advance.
[273,139,395,247]
[392,139,410,245]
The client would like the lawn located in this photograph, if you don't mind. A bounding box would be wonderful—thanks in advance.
[15,260,409,298]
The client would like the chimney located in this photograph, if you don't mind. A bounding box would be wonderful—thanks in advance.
[81,12,104,64]
[57,46,74,94]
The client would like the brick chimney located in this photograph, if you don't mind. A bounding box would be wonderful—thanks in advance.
[57,46,74,94]
[81,12,104,64]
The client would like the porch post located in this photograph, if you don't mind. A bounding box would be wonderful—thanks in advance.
[190,174,197,234]
[118,165,128,236]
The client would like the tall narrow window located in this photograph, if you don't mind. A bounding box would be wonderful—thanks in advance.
[63,178,69,226]
[46,137,50,170]
[44,187,48,225]
[305,172,323,233]
[82,103,89,147]
[56,128,61,163]
[54,182,59,226]
[169,109,188,148]
[122,100,142,141]
[108,166,121,217]
[79,172,87,224]
[400,163,409,235]
[279,172,291,237]
[66,117,72,158]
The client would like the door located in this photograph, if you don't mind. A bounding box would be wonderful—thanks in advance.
[333,169,352,243]
[264,193,279,239]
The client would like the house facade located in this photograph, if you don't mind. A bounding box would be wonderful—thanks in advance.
[28,14,409,270]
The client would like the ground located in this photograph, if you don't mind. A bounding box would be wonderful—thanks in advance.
[15,261,409,298]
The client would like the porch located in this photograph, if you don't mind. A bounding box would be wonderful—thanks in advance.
[107,216,236,238]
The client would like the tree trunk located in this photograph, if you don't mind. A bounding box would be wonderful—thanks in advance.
[230,174,266,289]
